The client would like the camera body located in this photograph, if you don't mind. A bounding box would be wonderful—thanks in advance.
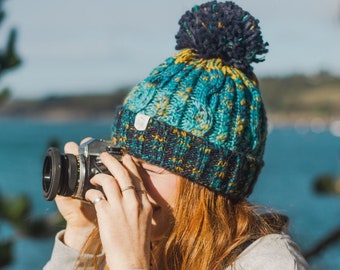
[42,138,122,201]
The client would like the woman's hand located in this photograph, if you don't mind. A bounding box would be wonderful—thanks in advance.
[54,140,97,250]
[85,152,153,270]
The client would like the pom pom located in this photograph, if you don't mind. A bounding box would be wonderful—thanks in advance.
[175,1,268,72]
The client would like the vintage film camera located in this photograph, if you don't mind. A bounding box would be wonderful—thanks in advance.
[42,138,122,201]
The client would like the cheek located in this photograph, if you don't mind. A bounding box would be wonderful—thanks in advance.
[145,174,180,209]
[155,178,178,207]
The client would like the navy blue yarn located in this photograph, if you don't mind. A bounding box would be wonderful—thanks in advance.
[175,1,268,74]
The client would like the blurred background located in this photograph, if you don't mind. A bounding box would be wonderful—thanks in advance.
[0,0,339,269]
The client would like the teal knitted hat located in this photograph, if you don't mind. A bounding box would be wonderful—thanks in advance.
[112,1,268,199]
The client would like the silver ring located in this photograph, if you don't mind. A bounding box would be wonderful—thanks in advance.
[121,185,136,193]
[92,196,105,205]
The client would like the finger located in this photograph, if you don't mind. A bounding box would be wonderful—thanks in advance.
[90,173,122,204]
[80,137,93,145]
[85,189,109,211]
[122,155,149,200]
[64,137,92,155]
[85,188,125,226]
[64,141,79,155]
[100,152,136,195]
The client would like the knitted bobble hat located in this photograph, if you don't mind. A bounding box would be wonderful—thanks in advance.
[112,1,268,200]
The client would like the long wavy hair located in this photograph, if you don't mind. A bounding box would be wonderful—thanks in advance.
[77,177,285,270]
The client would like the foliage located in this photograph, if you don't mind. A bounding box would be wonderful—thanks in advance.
[0,87,10,104]
[313,174,340,194]
[0,239,13,267]
[0,0,21,102]
[0,195,31,226]
[0,0,22,267]
[0,0,21,76]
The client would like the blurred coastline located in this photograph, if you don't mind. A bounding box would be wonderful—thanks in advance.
[1,72,339,129]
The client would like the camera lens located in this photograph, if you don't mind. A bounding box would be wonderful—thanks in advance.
[42,147,78,201]
[42,148,61,201]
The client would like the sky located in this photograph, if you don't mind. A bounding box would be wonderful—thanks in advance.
[1,0,340,99]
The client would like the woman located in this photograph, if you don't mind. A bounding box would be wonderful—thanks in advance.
[44,1,310,269]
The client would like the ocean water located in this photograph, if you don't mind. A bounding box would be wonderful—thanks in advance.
[0,118,339,270]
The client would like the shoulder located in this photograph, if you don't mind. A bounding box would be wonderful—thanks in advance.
[227,233,310,270]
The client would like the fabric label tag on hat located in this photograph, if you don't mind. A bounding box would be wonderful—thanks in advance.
[134,113,150,131]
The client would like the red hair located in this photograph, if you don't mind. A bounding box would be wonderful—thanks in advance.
[77,177,284,269]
